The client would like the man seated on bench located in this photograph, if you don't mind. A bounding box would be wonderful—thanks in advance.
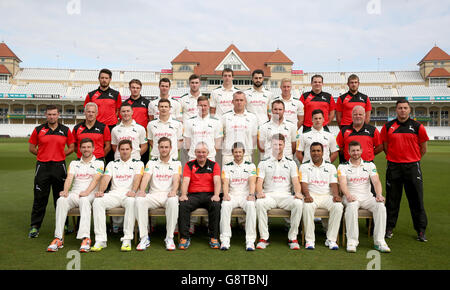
[135,137,181,251]
[338,140,391,253]
[220,142,257,251]
[47,138,104,252]
[91,139,144,252]
[178,142,221,250]
[300,142,343,250]
[255,133,304,250]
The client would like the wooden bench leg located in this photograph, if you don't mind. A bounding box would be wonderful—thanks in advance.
[342,218,346,247]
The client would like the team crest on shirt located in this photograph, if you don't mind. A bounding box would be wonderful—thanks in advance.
[409,126,415,132]
[364,129,370,134]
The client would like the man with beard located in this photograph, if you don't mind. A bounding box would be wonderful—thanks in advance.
[244,69,273,127]
[84,69,122,165]
[28,105,75,238]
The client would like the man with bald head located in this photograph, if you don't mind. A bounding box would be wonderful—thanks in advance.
[336,106,382,163]
[178,142,221,250]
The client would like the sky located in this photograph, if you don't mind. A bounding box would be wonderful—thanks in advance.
[1,0,449,73]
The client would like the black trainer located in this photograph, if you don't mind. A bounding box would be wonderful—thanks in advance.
[385,229,393,239]
[417,232,428,242]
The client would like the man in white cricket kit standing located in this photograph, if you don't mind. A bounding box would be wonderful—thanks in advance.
[338,140,391,253]
[221,91,258,165]
[47,138,104,253]
[135,137,181,251]
[300,142,343,250]
[148,78,182,122]
[255,134,304,250]
[270,78,304,129]
[111,103,148,161]
[244,69,273,127]
[147,99,183,160]
[258,99,298,160]
[184,96,223,162]
[220,142,257,251]
[210,68,239,118]
[296,109,338,164]
[111,103,147,231]
[91,139,144,252]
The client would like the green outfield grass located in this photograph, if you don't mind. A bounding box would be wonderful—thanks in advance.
[0,138,449,270]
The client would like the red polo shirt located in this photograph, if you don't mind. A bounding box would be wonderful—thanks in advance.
[121,96,150,128]
[381,118,429,163]
[183,159,220,193]
[336,123,381,161]
[29,123,75,162]
[300,90,336,127]
[84,87,122,126]
[336,91,372,126]
[72,120,111,158]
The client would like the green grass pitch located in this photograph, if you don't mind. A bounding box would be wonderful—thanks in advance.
[0,138,449,270]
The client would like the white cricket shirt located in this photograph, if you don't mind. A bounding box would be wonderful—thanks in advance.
[257,155,298,194]
[111,120,147,161]
[145,157,182,194]
[299,160,338,196]
[297,127,338,163]
[222,160,257,196]
[67,158,104,193]
[258,118,298,159]
[184,114,223,159]
[147,117,183,159]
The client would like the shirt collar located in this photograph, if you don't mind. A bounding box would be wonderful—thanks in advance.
[349,158,363,168]
[312,159,326,168]
[80,156,95,165]
[119,157,133,165]
[233,109,248,116]
[311,126,324,133]
[119,120,137,127]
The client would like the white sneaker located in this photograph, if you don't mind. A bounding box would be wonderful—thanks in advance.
[121,239,132,252]
[346,244,357,253]
[305,242,315,250]
[246,242,255,251]
[288,240,300,250]
[220,240,230,250]
[374,243,391,253]
[136,237,150,251]
[91,241,107,252]
[325,239,339,250]
[165,238,176,251]
[256,239,270,249]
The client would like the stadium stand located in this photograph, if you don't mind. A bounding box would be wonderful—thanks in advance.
[15,68,71,81]
[395,71,425,83]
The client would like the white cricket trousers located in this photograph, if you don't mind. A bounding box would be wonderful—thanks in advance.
[343,194,387,246]
[54,192,94,240]
[135,192,179,240]
[303,194,343,244]
[256,193,303,241]
[93,192,135,242]
[220,194,257,244]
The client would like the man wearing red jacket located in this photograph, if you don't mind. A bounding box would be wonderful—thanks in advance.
[381,99,429,242]
[300,75,336,132]
[28,105,75,238]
